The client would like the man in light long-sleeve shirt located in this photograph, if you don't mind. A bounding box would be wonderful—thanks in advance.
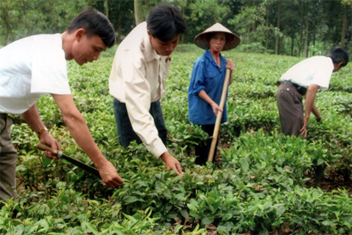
[109,4,186,175]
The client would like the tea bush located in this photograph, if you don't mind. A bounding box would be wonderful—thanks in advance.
[2,51,352,234]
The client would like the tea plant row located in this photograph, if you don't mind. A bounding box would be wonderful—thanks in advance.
[2,49,352,234]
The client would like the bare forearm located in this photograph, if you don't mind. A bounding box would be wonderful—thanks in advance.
[21,104,46,133]
[198,90,216,106]
[52,94,107,167]
[304,85,319,119]
[311,103,320,118]
[51,94,123,187]
[63,112,107,168]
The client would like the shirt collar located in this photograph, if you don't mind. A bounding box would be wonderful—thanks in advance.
[205,49,224,67]
[142,28,160,62]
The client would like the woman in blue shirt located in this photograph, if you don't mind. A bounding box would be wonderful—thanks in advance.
[188,23,240,165]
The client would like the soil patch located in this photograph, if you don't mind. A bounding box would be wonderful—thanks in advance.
[305,167,352,194]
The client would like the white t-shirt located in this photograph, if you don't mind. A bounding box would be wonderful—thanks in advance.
[0,34,71,114]
[280,56,334,90]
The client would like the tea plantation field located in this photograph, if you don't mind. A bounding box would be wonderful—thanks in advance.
[1,45,352,234]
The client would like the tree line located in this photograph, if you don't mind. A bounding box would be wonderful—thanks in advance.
[1,0,351,57]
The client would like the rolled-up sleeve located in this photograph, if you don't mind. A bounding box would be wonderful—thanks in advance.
[189,60,206,95]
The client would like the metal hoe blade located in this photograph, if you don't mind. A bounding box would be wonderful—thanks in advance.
[38,143,101,179]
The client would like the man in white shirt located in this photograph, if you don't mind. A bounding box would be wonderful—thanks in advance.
[277,47,349,137]
[0,9,124,202]
[109,4,186,175]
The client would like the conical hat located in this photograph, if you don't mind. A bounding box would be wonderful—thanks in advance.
[194,23,241,51]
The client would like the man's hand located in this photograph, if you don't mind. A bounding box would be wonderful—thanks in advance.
[300,116,309,138]
[160,152,183,175]
[302,84,319,138]
[39,131,61,160]
[97,160,124,188]
[21,103,61,159]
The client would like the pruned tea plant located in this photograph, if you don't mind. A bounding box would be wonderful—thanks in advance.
[1,48,352,234]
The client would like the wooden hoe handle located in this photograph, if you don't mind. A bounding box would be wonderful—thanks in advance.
[38,143,58,156]
[207,69,231,162]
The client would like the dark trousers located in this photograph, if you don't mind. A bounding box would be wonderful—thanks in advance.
[0,114,18,201]
[113,99,167,147]
[195,124,218,165]
[277,83,304,137]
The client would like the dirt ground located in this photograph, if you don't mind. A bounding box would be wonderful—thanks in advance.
[305,167,352,194]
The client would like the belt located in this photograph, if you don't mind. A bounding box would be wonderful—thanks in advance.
[282,81,307,96]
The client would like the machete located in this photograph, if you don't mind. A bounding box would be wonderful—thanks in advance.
[38,143,101,179]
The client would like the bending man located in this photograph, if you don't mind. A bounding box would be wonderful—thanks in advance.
[109,4,186,175]
[0,9,124,202]
[277,47,349,137]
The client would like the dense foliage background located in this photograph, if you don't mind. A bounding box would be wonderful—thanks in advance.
[1,0,352,234]
[0,45,351,234]
[1,0,352,56]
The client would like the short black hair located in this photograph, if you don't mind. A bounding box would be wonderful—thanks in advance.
[66,9,115,48]
[146,4,186,42]
[328,46,349,67]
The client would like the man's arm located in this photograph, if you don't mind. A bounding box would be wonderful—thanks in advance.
[52,94,124,188]
[301,84,319,137]
[22,103,61,159]
[311,103,322,121]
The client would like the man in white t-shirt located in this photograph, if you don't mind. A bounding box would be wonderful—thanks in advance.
[0,9,124,202]
[277,47,349,137]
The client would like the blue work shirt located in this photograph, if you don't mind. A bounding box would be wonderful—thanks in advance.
[188,49,229,125]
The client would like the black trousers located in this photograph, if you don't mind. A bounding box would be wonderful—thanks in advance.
[195,124,218,165]
[113,99,167,148]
